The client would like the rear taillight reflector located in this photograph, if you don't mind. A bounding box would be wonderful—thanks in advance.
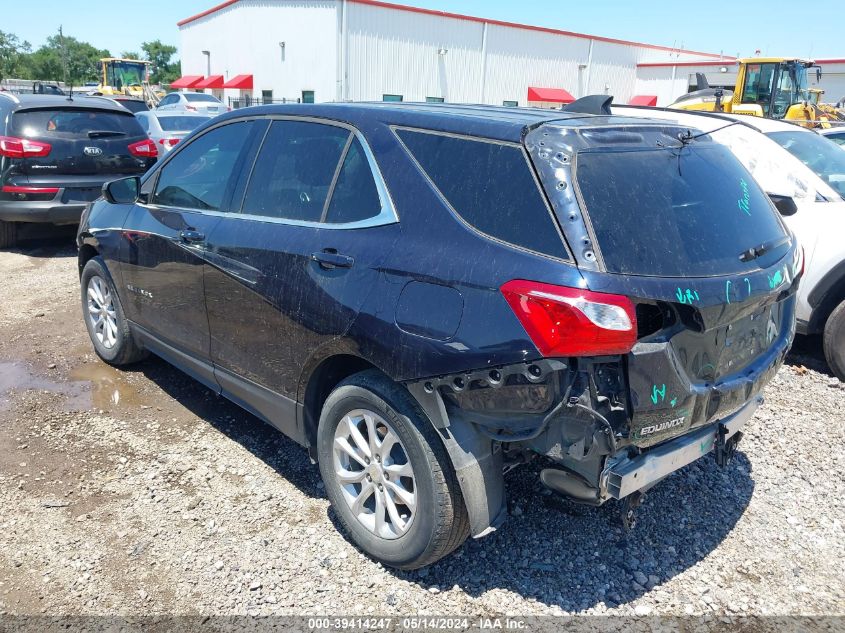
[2,185,59,194]
[0,136,52,158]
[501,279,637,357]
[128,139,158,158]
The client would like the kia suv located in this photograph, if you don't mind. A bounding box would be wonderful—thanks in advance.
[0,94,157,248]
[77,103,801,569]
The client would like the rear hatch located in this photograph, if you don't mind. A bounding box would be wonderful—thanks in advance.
[7,106,155,201]
[156,114,212,146]
[526,121,800,447]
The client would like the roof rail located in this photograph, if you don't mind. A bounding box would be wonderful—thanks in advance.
[562,95,613,116]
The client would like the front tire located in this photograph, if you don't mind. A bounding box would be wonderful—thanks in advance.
[0,220,18,249]
[823,298,845,381]
[317,370,469,569]
[80,256,147,366]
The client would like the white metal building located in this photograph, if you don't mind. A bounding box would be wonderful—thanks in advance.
[176,0,731,107]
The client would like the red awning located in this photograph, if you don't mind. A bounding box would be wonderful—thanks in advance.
[527,87,575,104]
[629,95,658,106]
[169,75,204,89]
[194,75,225,89]
[222,74,253,90]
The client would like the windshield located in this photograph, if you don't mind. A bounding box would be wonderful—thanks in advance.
[574,144,789,277]
[105,61,146,89]
[184,93,221,103]
[766,130,845,199]
[158,115,211,132]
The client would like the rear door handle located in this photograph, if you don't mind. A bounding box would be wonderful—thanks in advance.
[311,249,354,269]
[179,229,206,244]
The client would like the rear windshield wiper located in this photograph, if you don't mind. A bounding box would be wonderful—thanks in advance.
[87,130,126,138]
[738,235,791,263]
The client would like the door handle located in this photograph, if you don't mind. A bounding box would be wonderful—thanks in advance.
[311,249,354,269]
[179,229,206,244]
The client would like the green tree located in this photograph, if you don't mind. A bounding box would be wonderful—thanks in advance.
[0,30,31,83]
[141,39,180,84]
[120,51,142,61]
[22,29,110,86]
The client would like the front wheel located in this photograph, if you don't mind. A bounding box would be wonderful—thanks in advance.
[823,298,845,381]
[317,370,469,569]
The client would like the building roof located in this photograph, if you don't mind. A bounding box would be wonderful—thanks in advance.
[178,0,731,60]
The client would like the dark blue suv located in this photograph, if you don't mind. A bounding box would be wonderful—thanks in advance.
[77,103,801,568]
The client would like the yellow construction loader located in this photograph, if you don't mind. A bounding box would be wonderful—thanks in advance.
[670,58,832,128]
[93,58,164,106]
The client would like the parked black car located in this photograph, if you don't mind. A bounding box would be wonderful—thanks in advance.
[77,103,801,569]
[0,94,157,247]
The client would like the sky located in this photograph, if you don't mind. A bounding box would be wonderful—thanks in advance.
[1,0,840,60]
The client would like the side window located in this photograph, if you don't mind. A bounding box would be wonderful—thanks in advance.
[324,138,382,224]
[151,120,255,211]
[137,114,150,133]
[396,129,568,260]
[241,120,349,221]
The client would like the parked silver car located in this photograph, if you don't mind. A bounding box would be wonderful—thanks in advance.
[135,111,214,153]
[156,91,226,114]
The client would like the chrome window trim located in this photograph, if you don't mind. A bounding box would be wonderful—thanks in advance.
[390,124,574,263]
[146,114,398,230]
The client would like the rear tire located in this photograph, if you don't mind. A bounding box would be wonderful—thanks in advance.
[0,220,18,249]
[80,256,147,366]
[823,298,845,381]
[317,370,469,569]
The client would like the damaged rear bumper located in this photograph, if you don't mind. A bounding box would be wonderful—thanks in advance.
[603,394,759,500]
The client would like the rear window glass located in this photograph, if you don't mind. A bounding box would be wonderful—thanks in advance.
[11,108,143,140]
[396,129,568,260]
[158,116,211,132]
[575,145,789,277]
[766,130,845,200]
[184,93,221,103]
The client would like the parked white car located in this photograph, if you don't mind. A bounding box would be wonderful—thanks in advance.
[135,111,214,154]
[156,91,226,114]
[610,104,845,379]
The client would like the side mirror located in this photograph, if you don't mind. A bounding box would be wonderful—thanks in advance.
[768,193,798,217]
[102,176,140,205]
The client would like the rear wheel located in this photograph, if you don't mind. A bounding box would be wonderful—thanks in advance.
[80,256,147,366]
[317,370,469,569]
[0,220,18,249]
[823,299,845,381]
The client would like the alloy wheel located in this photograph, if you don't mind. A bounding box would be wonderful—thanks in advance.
[332,408,417,539]
[87,276,118,349]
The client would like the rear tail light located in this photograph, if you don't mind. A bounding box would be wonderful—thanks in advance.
[128,139,158,158]
[501,279,637,356]
[0,136,52,158]
[158,138,180,147]
[2,185,59,194]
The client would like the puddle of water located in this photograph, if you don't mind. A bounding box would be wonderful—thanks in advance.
[68,363,145,410]
[0,360,145,412]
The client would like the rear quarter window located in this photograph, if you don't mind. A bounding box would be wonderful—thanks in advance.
[11,108,144,140]
[395,129,569,260]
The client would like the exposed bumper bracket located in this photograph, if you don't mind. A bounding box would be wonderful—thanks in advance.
[604,395,761,500]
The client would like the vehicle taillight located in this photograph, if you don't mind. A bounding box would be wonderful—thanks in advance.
[501,279,637,356]
[2,185,59,194]
[0,135,52,158]
[158,138,180,147]
[128,139,158,158]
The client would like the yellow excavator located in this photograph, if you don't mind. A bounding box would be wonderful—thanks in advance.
[670,58,834,128]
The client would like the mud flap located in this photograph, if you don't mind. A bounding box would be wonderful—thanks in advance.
[406,382,506,537]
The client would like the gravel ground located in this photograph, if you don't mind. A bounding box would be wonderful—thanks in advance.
[0,236,843,618]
